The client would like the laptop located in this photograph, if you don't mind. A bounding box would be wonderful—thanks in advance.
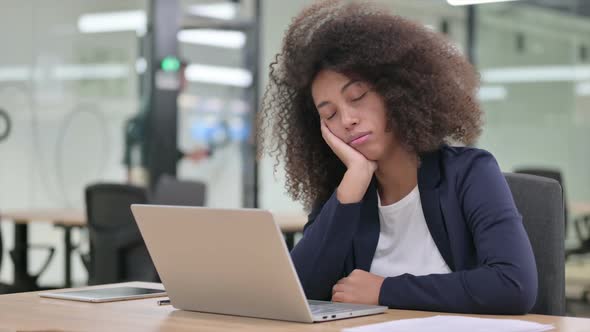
[131,205,387,323]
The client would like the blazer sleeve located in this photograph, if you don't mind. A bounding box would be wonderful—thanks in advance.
[378,151,538,314]
[290,191,363,301]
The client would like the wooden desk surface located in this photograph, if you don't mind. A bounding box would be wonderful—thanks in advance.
[0,282,588,332]
[273,213,307,233]
[0,208,86,227]
[570,202,590,218]
[0,209,306,233]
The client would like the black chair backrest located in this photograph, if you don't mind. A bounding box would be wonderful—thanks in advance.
[151,174,206,206]
[504,172,565,315]
[514,168,568,225]
[85,183,158,285]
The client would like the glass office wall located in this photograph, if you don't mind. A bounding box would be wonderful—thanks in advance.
[177,0,258,208]
[0,0,145,286]
[475,2,590,241]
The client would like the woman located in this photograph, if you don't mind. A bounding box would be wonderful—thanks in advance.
[258,0,537,314]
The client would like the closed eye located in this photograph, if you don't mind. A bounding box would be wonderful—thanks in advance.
[327,112,336,120]
[351,91,368,102]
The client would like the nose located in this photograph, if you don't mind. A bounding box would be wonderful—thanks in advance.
[340,106,359,131]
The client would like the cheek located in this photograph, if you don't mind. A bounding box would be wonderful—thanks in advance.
[367,94,387,116]
[368,104,390,135]
[325,123,347,141]
[371,119,396,151]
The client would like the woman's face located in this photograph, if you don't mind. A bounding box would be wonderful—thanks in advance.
[311,69,397,161]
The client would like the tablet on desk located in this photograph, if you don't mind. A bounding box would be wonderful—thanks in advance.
[39,286,166,303]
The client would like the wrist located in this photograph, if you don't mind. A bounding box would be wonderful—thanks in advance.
[336,168,374,204]
[347,162,376,179]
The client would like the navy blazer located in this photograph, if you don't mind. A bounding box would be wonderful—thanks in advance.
[291,145,538,314]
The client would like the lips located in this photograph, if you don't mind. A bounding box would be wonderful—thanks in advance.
[348,132,371,146]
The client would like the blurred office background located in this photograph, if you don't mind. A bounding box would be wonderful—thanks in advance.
[0,0,589,316]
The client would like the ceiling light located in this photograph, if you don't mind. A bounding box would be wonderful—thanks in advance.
[178,29,246,49]
[0,67,30,81]
[78,10,146,35]
[482,66,590,83]
[185,64,252,87]
[188,3,237,20]
[478,85,507,101]
[447,0,521,5]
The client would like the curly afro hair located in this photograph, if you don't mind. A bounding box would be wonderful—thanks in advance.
[258,0,483,210]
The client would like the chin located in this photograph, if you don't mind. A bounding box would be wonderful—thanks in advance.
[357,148,379,161]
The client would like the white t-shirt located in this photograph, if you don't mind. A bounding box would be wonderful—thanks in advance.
[369,186,452,278]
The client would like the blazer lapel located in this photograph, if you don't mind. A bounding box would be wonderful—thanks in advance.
[418,149,455,271]
[351,147,455,272]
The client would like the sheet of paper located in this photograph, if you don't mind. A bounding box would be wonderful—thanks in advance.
[342,315,554,332]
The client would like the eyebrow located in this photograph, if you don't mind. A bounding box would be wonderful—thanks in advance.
[340,79,359,93]
[316,80,360,109]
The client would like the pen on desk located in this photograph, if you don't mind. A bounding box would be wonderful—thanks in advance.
[157,298,171,306]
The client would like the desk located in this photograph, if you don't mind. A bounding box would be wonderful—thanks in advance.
[0,209,307,291]
[0,209,86,291]
[0,282,588,332]
[570,202,590,218]
[273,213,306,234]
[566,261,590,302]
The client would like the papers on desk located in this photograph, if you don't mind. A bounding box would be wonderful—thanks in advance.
[342,315,554,332]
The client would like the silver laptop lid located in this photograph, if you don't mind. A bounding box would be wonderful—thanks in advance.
[131,205,314,323]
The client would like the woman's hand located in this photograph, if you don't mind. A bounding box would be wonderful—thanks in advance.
[332,269,385,305]
[320,121,377,173]
[321,121,377,203]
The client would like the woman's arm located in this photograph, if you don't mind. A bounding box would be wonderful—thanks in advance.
[290,191,363,300]
[378,151,538,314]
[291,121,377,300]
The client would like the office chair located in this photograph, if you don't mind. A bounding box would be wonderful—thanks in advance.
[150,174,206,206]
[504,172,565,316]
[514,168,567,231]
[84,183,158,285]
[514,168,590,259]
